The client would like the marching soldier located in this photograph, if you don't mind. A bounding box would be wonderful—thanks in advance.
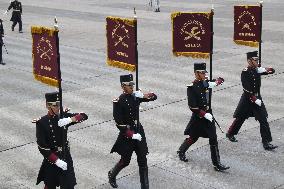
[35,92,88,189]
[177,63,230,171]
[226,51,278,150]
[0,18,4,65]
[153,0,160,12]
[108,74,157,189]
[4,0,23,33]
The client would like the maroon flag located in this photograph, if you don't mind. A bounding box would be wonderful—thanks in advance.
[172,12,213,59]
[234,5,261,47]
[106,16,137,72]
[32,26,59,87]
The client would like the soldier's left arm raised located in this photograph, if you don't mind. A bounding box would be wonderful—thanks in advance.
[139,92,157,102]
[257,67,275,75]
[58,112,88,127]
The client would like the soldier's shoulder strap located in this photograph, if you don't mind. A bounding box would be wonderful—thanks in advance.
[186,82,194,88]
[112,97,119,103]
[243,67,248,72]
[32,115,48,124]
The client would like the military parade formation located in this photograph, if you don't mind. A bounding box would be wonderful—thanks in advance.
[0,0,281,188]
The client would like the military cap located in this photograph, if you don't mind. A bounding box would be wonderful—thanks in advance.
[45,92,60,105]
[194,62,207,73]
[247,51,258,59]
[120,74,135,86]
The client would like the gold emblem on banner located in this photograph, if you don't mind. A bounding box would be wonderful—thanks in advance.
[180,20,205,48]
[36,37,54,61]
[237,11,256,31]
[112,21,130,48]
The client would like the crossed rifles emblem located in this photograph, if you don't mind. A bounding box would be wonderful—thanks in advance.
[36,37,54,61]
[183,27,202,41]
[180,20,205,41]
[238,11,257,31]
[112,22,129,48]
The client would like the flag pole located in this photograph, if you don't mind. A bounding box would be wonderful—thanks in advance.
[133,8,140,133]
[54,17,66,160]
[259,1,263,67]
[54,17,63,119]
[209,2,214,110]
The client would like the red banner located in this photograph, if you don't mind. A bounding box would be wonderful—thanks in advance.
[106,16,137,72]
[234,5,261,47]
[172,12,213,59]
[32,26,59,87]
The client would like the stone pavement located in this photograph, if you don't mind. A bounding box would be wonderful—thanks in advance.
[0,0,283,188]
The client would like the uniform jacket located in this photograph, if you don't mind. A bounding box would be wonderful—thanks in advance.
[233,67,271,119]
[184,80,216,138]
[111,92,157,156]
[36,112,88,187]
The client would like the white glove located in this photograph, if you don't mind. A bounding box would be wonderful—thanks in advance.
[132,133,142,141]
[257,67,266,74]
[3,10,8,15]
[58,117,72,127]
[133,91,144,98]
[55,159,67,170]
[204,113,213,122]
[255,99,262,106]
[208,82,217,88]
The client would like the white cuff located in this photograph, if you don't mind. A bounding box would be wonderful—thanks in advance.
[133,91,144,98]
[208,82,217,88]
[257,67,266,74]
[58,117,72,127]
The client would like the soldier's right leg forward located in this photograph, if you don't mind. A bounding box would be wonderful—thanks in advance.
[177,136,198,162]
[108,155,131,188]
[11,22,17,31]
[226,118,245,142]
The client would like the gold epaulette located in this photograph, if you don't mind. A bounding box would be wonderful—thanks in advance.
[112,98,119,103]
[187,83,193,87]
[32,117,41,123]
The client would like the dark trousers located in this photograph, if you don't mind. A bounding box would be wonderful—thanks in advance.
[12,20,22,31]
[0,44,2,63]
[120,148,148,168]
[228,117,272,143]
[44,185,74,189]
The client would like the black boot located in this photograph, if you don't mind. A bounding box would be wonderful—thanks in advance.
[263,141,278,151]
[177,139,190,162]
[108,162,124,188]
[139,166,149,189]
[210,145,230,171]
[226,133,238,142]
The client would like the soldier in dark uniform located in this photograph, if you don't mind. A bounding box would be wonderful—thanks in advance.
[0,18,4,65]
[4,0,23,33]
[35,92,88,189]
[226,51,278,150]
[108,74,157,189]
[177,63,229,171]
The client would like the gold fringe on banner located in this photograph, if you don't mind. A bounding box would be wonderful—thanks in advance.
[171,12,211,20]
[173,52,210,59]
[107,58,136,72]
[31,26,58,36]
[33,74,59,87]
[234,40,259,47]
[106,16,136,27]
